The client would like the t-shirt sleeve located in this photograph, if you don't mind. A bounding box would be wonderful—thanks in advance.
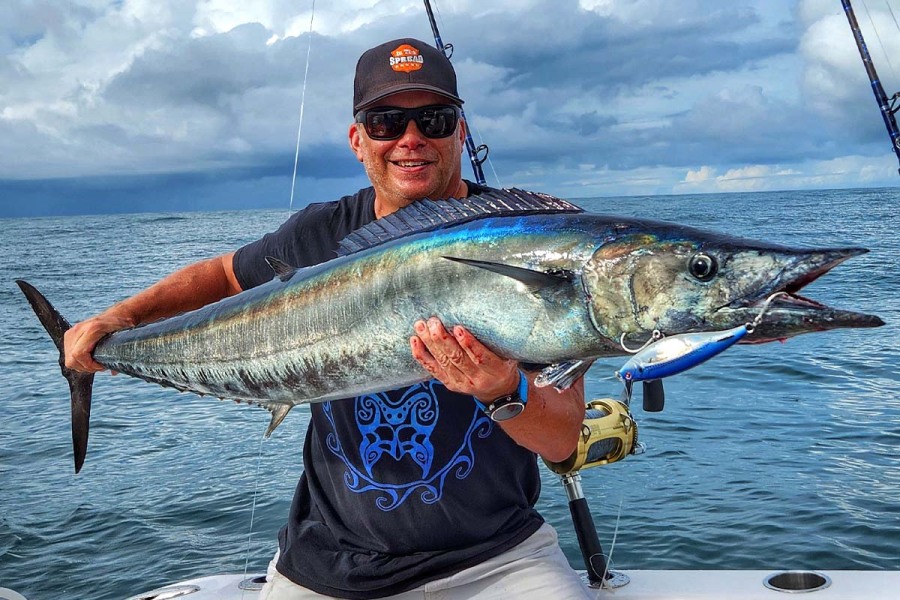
[231,189,375,291]
[232,204,330,291]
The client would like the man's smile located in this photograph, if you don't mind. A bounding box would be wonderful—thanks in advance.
[391,159,433,168]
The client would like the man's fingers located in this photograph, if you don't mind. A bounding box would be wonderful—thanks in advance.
[64,322,107,373]
[64,329,88,370]
[411,328,470,390]
[452,326,492,367]
[410,336,442,377]
[68,351,104,373]
[422,318,472,371]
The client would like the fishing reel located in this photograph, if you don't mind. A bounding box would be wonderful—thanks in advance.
[544,398,641,590]
[543,398,642,476]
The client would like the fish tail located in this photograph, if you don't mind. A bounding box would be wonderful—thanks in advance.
[16,279,93,474]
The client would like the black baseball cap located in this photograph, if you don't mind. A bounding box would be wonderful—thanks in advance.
[353,38,464,114]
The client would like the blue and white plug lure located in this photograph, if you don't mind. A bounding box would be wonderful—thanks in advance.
[616,325,748,383]
[616,292,787,384]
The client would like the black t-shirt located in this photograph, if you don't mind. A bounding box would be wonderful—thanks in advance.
[233,184,544,599]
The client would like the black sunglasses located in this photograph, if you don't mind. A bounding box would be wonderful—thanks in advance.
[355,105,461,141]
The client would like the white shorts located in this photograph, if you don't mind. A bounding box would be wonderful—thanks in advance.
[259,522,595,599]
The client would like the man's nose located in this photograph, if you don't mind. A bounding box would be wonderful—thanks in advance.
[395,118,427,147]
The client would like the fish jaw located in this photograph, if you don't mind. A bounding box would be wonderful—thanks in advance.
[581,229,884,347]
[713,247,885,342]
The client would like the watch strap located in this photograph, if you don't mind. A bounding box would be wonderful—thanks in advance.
[475,371,528,422]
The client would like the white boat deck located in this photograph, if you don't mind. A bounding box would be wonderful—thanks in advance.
[610,570,889,599]
[109,570,899,600]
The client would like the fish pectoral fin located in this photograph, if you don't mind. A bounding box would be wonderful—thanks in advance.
[535,359,595,391]
[265,256,299,282]
[442,257,572,294]
[263,404,293,437]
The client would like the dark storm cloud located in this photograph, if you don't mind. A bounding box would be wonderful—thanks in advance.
[430,3,794,91]
[103,25,350,108]
[0,142,364,218]
[3,0,897,216]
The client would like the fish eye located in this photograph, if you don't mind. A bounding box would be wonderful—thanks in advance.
[688,253,718,282]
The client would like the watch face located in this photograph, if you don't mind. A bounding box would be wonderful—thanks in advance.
[490,401,525,422]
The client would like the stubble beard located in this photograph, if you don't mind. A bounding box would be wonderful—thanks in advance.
[368,160,454,214]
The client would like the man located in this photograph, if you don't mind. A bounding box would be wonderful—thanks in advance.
[64,38,592,599]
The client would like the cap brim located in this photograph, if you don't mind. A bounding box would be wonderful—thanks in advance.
[355,84,464,112]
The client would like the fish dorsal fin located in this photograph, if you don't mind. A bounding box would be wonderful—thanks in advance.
[337,188,583,257]
[265,256,298,282]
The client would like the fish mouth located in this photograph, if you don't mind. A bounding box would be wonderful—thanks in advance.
[724,247,885,342]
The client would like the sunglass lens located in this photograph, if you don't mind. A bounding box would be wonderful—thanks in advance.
[416,107,457,138]
[366,110,406,140]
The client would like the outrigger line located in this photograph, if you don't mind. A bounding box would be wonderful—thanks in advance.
[422,0,489,185]
[842,0,900,174]
[288,0,317,212]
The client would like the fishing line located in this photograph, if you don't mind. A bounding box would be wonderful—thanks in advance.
[599,494,625,589]
[476,124,504,188]
[289,0,318,213]
[887,0,900,34]
[618,291,787,355]
[241,432,268,599]
[430,0,503,188]
[861,0,898,81]
[242,6,318,589]
[432,0,446,30]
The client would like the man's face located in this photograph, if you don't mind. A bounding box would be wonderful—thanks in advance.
[349,90,466,217]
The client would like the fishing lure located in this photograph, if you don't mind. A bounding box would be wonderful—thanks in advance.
[616,325,748,384]
[616,292,787,385]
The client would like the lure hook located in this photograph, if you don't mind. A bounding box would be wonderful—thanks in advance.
[747,291,789,333]
[619,330,663,354]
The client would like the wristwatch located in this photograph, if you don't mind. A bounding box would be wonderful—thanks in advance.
[476,371,528,422]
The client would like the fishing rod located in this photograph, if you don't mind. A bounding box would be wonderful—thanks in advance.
[842,0,900,174]
[422,0,489,185]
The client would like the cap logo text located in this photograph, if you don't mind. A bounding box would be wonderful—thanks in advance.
[390,44,424,73]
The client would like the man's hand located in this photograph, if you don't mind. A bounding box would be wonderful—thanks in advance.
[410,315,585,461]
[410,317,518,401]
[64,313,136,373]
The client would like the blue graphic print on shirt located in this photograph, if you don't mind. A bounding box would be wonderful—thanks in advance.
[357,381,438,477]
[322,380,494,511]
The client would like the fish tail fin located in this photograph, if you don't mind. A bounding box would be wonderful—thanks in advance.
[16,279,93,474]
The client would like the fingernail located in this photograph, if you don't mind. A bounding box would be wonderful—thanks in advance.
[414,321,425,332]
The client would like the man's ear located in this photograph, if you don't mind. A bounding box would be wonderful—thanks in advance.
[348,123,364,162]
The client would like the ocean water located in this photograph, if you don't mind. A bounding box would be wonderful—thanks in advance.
[0,188,897,599]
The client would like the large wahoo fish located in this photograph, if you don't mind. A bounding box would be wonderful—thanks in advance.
[17,189,883,473]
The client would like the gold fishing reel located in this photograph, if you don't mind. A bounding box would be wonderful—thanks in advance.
[543,398,639,475]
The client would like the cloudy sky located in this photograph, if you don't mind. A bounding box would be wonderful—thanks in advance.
[2,0,900,216]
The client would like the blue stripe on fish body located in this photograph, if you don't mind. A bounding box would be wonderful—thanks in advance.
[616,325,749,382]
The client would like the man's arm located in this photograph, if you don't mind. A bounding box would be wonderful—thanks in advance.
[64,252,242,373]
[410,317,585,463]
